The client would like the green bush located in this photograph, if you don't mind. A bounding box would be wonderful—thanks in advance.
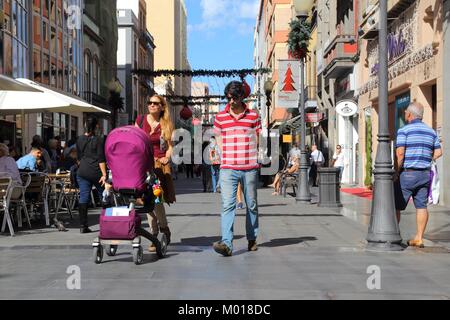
[364,116,373,188]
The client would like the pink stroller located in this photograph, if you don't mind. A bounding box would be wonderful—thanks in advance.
[92,125,168,265]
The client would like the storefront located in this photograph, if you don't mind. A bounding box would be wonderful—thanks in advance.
[358,0,443,188]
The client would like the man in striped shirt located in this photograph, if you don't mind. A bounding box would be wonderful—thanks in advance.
[212,81,261,256]
[395,102,442,248]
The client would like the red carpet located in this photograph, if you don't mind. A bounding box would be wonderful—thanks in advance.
[341,188,373,200]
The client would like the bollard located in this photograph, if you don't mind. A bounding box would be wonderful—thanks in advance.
[317,168,342,207]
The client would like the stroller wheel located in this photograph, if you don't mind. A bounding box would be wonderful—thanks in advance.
[106,245,118,256]
[156,233,168,258]
[93,245,103,264]
[133,246,144,265]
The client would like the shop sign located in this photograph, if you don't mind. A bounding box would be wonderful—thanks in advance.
[336,100,358,117]
[277,60,300,109]
[305,113,325,123]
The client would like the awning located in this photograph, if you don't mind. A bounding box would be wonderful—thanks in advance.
[278,112,326,134]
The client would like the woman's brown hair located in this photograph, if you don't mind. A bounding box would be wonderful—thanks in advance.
[147,94,174,142]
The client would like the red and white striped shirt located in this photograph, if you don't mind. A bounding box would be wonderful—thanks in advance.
[214,104,261,171]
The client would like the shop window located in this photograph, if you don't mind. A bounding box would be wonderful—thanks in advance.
[395,91,411,132]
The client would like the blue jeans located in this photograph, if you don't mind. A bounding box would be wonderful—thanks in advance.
[219,169,259,250]
[211,165,220,192]
[77,175,104,205]
[336,166,344,182]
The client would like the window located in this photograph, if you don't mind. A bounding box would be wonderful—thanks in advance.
[43,20,49,49]
[33,50,41,81]
[51,26,56,55]
[34,14,40,44]
[84,50,91,93]
[11,1,17,36]
[93,56,99,94]
[43,53,50,84]
[33,0,41,13]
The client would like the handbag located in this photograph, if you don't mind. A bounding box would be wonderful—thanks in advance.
[428,162,440,205]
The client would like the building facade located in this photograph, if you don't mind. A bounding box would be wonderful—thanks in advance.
[0,0,86,151]
[83,0,118,133]
[145,0,191,121]
[117,0,155,126]
[316,0,359,185]
[443,0,450,204]
[357,0,445,199]
[254,0,318,160]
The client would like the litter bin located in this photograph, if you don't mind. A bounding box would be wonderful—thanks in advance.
[317,168,342,208]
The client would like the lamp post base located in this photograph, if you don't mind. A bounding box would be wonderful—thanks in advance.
[366,241,404,252]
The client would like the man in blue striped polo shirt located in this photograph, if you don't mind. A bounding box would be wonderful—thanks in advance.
[395,102,442,248]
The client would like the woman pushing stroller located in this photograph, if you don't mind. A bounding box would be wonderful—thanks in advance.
[135,94,176,252]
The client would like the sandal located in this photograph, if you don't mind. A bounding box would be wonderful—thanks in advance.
[407,239,424,248]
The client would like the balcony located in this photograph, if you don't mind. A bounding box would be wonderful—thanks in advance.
[388,0,416,19]
[83,91,110,111]
[323,36,357,79]
[359,0,416,40]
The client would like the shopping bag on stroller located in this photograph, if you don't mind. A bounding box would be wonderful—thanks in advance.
[99,207,142,240]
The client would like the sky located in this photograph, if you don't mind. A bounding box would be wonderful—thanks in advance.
[185,0,260,96]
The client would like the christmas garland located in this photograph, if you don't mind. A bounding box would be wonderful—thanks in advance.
[170,99,257,106]
[163,93,262,101]
[288,18,312,60]
[132,68,271,78]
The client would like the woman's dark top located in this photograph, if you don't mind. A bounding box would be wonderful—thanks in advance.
[76,135,106,181]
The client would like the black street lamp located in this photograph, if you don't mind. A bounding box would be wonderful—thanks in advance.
[293,0,313,203]
[264,78,274,145]
[366,0,403,251]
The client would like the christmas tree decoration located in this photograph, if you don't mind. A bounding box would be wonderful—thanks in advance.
[281,64,296,92]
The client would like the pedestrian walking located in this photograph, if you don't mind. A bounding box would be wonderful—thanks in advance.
[394,102,442,248]
[212,81,261,256]
[209,137,221,193]
[202,141,212,192]
[76,116,107,233]
[331,145,345,182]
[136,94,175,252]
[309,144,324,187]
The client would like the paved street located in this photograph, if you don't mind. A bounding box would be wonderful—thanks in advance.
[0,177,449,300]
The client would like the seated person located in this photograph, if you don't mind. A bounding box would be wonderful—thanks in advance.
[0,143,23,200]
[16,147,42,172]
[269,156,300,195]
[62,145,78,171]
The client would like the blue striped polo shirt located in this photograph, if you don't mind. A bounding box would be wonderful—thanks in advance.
[396,119,441,169]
